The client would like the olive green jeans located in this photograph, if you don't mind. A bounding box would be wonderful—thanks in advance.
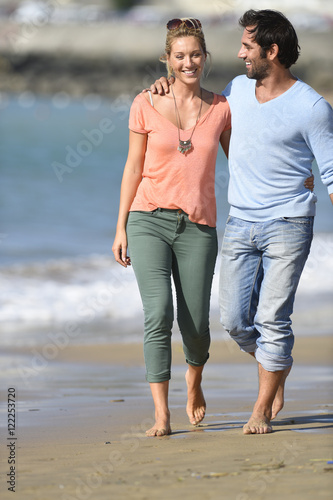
[127,208,218,383]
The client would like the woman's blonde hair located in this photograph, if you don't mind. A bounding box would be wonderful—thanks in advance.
[160,19,210,78]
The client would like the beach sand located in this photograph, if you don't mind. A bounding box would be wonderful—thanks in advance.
[1,335,333,499]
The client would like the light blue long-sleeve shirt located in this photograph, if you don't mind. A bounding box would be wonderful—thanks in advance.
[223,75,333,221]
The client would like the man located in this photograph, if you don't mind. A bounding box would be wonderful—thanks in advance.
[218,9,333,435]
[150,9,333,434]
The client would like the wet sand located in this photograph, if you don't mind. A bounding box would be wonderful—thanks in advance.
[1,335,333,499]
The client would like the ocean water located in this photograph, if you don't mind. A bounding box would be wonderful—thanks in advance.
[1,93,333,346]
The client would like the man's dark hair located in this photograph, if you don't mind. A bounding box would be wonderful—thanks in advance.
[239,9,300,68]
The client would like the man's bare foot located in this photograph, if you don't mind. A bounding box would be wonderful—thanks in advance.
[146,411,171,437]
[185,367,206,425]
[243,414,272,434]
[271,366,291,420]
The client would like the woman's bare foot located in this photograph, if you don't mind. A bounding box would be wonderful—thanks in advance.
[146,410,171,437]
[271,366,291,420]
[147,381,171,437]
[185,366,206,425]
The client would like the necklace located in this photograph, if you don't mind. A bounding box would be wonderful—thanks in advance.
[171,86,203,154]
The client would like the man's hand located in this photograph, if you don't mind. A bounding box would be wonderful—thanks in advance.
[147,76,175,95]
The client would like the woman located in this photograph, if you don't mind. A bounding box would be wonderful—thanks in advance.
[112,17,231,437]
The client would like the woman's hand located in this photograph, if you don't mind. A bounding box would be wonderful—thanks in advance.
[304,170,314,192]
[112,229,131,268]
[112,131,147,269]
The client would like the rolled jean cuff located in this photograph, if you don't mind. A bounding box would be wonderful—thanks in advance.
[255,348,293,372]
[239,342,258,354]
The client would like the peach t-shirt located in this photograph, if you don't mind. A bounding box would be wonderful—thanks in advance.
[129,92,231,227]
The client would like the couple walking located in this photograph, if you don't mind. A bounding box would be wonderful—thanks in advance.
[112,10,333,436]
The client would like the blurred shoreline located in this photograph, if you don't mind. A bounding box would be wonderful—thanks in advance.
[0,21,333,100]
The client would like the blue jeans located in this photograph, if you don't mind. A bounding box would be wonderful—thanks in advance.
[127,209,217,383]
[219,216,313,371]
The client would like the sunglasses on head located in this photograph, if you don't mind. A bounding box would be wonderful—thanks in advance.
[166,18,202,31]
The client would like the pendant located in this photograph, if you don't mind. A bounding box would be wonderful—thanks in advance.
[178,140,192,154]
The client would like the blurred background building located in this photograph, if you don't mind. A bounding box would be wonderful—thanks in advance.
[0,0,332,99]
